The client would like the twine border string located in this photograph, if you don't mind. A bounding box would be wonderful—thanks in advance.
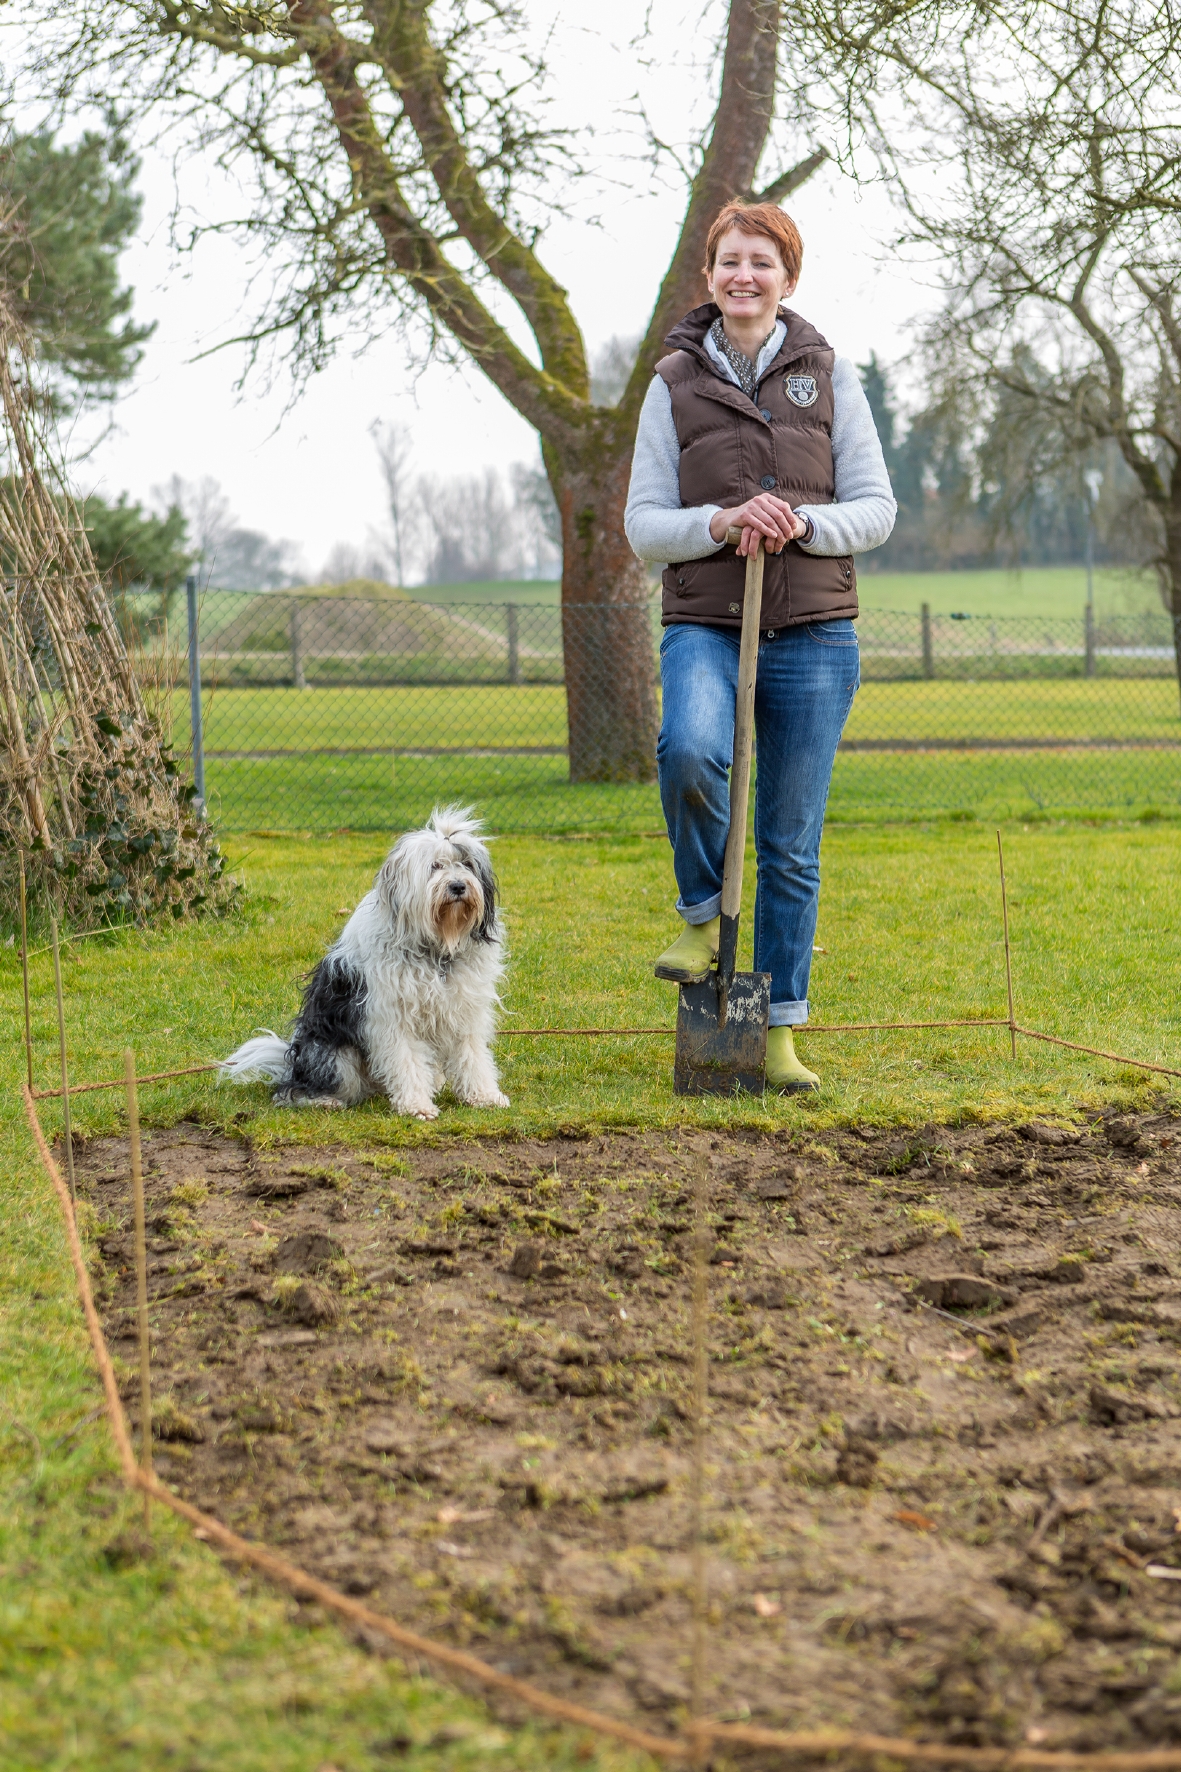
[26,1017,1181,1101]
[23,1075,1181,1770]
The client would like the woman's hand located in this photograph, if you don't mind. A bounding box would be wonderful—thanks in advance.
[710,494,807,557]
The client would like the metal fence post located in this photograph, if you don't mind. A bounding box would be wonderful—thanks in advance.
[506,603,521,685]
[291,597,306,689]
[1084,602,1096,679]
[921,601,934,680]
[185,574,205,812]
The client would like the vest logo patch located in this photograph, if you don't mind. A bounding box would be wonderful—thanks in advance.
[784,373,818,407]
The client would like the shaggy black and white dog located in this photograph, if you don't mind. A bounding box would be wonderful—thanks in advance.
[220,807,508,1119]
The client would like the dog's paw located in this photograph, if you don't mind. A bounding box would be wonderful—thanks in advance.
[465,1089,510,1109]
[396,1099,439,1120]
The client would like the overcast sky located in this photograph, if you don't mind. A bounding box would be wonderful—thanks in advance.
[62,2,924,579]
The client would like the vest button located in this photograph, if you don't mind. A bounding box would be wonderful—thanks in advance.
[760,408,772,422]
[759,474,776,490]
[677,575,685,585]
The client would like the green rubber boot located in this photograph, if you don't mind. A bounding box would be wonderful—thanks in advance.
[766,1026,820,1093]
[653,916,720,984]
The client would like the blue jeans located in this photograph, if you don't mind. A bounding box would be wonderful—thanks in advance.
[657,619,859,1026]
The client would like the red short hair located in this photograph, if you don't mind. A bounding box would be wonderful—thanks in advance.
[704,201,803,283]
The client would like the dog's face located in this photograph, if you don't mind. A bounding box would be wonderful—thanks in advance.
[376,808,498,953]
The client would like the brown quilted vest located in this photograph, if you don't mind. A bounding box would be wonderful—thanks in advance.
[655,302,857,630]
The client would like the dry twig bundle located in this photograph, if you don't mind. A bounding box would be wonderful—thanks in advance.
[0,291,231,926]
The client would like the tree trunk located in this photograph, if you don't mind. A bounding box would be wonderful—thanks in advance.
[556,443,659,784]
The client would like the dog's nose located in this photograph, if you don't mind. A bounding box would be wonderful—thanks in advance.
[447,878,468,899]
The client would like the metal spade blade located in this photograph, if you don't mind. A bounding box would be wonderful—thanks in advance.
[674,969,770,1095]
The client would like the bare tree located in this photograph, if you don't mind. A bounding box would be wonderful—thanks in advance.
[842,0,1181,706]
[319,539,389,584]
[419,464,519,583]
[510,458,561,580]
[154,473,304,587]
[371,419,414,588]
[24,1,827,781]
[589,334,642,408]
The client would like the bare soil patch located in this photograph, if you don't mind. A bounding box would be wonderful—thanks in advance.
[77,1108,1181,1752]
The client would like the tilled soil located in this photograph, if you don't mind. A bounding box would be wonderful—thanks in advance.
[77,1107,1181,1752]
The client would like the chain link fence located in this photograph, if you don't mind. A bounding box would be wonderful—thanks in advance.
[129,587,1181,834]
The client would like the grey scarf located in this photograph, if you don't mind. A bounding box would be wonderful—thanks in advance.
[709,316,776,399]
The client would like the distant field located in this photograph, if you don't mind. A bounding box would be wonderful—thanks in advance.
[406,565,1163,620]
[410,578,561,607]
[856,564,1160,619]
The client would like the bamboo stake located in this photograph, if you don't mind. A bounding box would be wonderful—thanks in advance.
[49,914,75,1201]
[19,849,32,1091]
[688,1153,711,1767]
[125,1049,152,1533]
[997,831,1017,1059]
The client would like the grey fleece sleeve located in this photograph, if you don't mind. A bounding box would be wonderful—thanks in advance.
[623,353,897,566]
[623,377,723,565]
[796,356,897,556]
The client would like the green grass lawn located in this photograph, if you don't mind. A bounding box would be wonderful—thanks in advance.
[4,819,1180,1767]
[183,678,1181,757]
[195,747,1181,838]
[171,677,1181,834]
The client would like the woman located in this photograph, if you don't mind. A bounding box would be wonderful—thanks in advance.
[625,200,896,1091]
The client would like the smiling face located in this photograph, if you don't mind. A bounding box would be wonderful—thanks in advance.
[705,227,796,333]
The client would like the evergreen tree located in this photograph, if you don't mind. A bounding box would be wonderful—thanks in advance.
[82,492,191,590]
[0,121,152,403]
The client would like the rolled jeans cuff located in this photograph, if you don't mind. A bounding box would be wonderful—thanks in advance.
[677,892,721,925]
[769,1001,809,1027]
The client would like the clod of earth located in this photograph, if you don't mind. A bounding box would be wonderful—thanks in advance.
[77,1111,1181,1749]
[914,1273,1017,1310]
[508,1241,542,1279]
[282,1281,339,1326]
[275,1229,344,1274]
[245,1175,309,1199]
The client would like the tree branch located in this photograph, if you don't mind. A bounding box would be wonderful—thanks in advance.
[622,0,783,420]
[361,0,589,396]
[283,1,584,445]
[754,148,828,204]
[158,1,302,68]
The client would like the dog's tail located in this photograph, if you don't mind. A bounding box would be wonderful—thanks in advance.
[219,1030,291,1084]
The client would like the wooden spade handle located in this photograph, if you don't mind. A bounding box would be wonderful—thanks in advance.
[717,531,765,973]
